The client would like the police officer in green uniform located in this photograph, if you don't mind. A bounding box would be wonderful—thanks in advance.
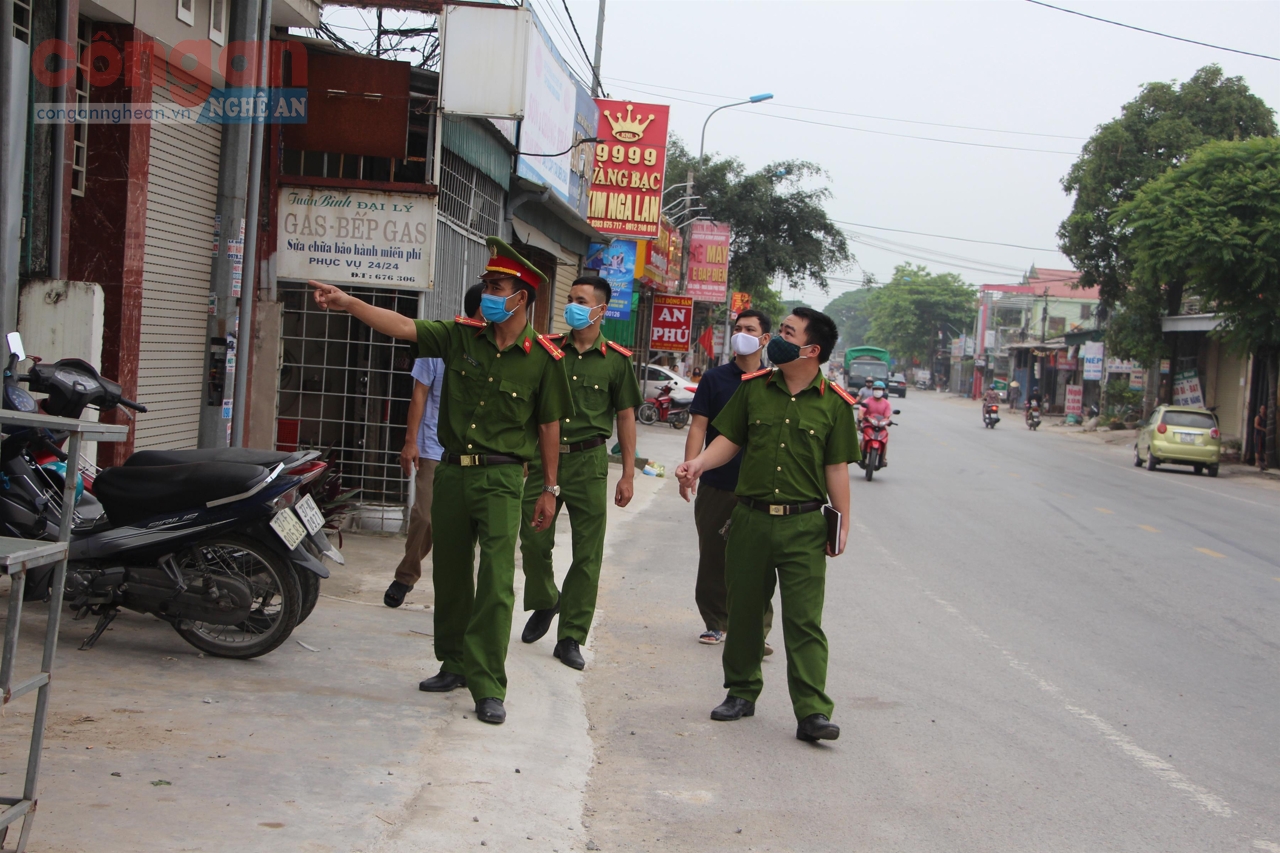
[676,307,858,743]
[307,237,573,726]
[518,274,642,670]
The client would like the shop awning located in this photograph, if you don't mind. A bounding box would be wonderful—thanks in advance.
[1064,328,1104,346]
[1161,313,1222,333]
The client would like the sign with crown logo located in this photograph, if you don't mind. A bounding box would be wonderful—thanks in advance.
[588,99,671,240]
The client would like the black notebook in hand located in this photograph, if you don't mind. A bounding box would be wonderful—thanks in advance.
[822,505,843,556]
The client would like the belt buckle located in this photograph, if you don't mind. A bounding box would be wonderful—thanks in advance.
[768,504,785,516]
[559,444,571,454]
[459,454,479,467]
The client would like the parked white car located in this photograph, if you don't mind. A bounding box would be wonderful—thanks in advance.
[642,365,697,404]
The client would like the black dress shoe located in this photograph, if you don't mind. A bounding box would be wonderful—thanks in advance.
[521,597,560,643]
[709,693,755,721]
[384,580,413,608]
[553,638,585,670]
[796,713,840,742]
[475,698,506,724]
[418,670,467,692]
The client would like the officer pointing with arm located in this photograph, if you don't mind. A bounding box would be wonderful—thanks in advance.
[309,237,572,726]
[676,307,858,743]
[518,274,642,671]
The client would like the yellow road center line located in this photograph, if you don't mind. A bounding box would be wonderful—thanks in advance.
[1138,525,1160,533]
[1196,547,1225,558]
[1008,472,1021,478]
[1095,507,1113,514]
[1061,492,1074,498]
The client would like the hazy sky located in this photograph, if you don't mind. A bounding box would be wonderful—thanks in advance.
[323,1,1280,312]
[551,0,1280,310]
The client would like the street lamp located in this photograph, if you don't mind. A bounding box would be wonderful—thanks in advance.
[677,92,773,365]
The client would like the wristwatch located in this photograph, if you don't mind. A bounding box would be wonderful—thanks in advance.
[542,484,561,497]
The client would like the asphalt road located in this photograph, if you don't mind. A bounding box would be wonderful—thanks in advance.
[583,391,1280,853]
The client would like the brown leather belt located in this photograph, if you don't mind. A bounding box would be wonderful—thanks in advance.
[442,452,524,467]
[559,437,607,454]
[738,497,825,517]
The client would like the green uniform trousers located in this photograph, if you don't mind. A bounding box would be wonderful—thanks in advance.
[430,461,524,703]
[519,444,609,644]
[694,484,773,636]
[722,503,834,721]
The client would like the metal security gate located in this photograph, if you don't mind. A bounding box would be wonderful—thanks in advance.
[277,283,417,506]
[430,220,486,320]
[425,149,503,320]
[135,88,222,449]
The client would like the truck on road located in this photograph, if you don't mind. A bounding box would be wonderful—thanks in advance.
[843,346,893,389]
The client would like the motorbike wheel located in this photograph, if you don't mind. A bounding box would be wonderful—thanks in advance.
[670,410,689,429]
[295,566,321,624]
[172,535,302,659]
[637,402,659,425]
[864,448,878,481]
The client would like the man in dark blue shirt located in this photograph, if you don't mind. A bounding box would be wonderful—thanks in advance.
[681,310,775,646]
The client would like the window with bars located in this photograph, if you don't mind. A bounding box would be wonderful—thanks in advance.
[12,0,30,42]
[278,282,418,506]
[437,149,503,238]
[281,131,432,185]
[71,17,90,197]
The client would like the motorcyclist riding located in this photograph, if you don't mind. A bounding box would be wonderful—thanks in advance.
[983,384,1000,406]
[858,381,894,466]
[856,376,875,402]
[1025,385,1043,425]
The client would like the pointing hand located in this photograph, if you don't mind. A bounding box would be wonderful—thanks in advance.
[308,280,353,312]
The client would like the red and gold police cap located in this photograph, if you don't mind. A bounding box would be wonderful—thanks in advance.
[484,237,549,289]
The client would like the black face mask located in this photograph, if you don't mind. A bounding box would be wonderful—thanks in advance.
[767,336,802,364]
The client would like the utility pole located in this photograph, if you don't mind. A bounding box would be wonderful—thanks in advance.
[591,0,606,98]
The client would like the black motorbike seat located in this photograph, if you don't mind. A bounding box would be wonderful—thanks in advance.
[124,448,298,468]
[94,462,272,527]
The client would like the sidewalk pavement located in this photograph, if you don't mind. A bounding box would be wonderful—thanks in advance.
[0,443,670,852]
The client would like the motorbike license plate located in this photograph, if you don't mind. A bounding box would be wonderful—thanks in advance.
[294,494,325,535]
[1178,433,1196,444]
[269,508,307,551]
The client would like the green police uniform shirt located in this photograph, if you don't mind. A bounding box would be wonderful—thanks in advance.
[415,317,574,460]
[549,332,643,445]
[711,369,861,504]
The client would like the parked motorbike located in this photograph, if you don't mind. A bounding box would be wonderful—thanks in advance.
[1025,400,1042,430]
[858,410,899,482]
[0,340,340,658]
[983,403,1001,428]
[636,383,690,429]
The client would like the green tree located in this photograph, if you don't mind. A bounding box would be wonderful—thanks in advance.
[822,288,873,354]
[665,136,852,308]
[1115,137,1280,462]
[1059,65,1276,314]
[865,265,976,365]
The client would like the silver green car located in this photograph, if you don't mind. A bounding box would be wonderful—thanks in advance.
[1134,405,1221,477]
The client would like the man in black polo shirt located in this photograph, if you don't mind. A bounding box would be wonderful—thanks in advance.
[680,309,775,646]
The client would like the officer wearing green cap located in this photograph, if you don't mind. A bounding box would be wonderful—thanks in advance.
[518,274,642,670]
[675,307,858,743]
[308,237,573,726]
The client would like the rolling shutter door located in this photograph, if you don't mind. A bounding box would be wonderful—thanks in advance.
[1214,349,1245,440]
[135,89,222,449]
[549,256,578,335]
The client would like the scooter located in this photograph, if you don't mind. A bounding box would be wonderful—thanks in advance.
[1,341,339,658]
[1025,400,1042,430]
[858,410,899,482]
[636,382,690,429]
[983,403,1001,429]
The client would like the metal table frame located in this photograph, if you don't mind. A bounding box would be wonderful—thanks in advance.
[0,411,128,851]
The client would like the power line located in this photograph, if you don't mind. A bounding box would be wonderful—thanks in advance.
[1023,0,1280,63]
[831,220,1059,253]
[606,76,1086,141]
[529,0,597,90]
[560,0,605,96]
[609,82,1079,155]
[844,229,1028,273]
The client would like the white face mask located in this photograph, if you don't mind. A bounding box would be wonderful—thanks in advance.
[873,389,884,398]
[731,332,762,356]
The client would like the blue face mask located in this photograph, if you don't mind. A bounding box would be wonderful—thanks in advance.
[563,302,600,330]
[480,292,518,324]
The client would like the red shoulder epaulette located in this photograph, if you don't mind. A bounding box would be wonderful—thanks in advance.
[741,368,771,381]
[547,332,567,341]
[606,340,633,357]
[455,315,485,328]
[536,334,564,360]
[831,384,857,405]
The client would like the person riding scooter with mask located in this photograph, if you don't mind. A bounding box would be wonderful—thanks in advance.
[858,381,895,466]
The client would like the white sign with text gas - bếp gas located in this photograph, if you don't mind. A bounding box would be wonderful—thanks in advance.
[277,188,433,289]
